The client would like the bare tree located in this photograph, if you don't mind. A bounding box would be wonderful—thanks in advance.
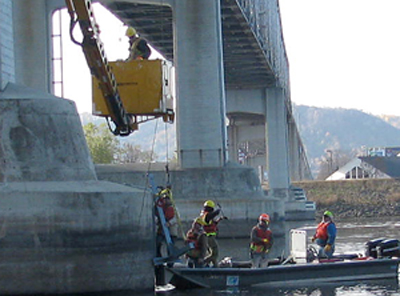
[116,143,158,163]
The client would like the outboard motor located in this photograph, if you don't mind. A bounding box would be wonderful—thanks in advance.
[365,238,400,258]
[365,238,386,258]
[378,239,400,258]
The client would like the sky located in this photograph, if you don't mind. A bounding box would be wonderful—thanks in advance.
[279,0,400,116]
[56,5,134,114]
[59,1,400,117]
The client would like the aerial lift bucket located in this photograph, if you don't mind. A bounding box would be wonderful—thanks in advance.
[92,59,174,123]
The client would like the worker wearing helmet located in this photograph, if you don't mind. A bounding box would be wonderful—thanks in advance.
[199,200,227,267]
[125,26,151,60]
[312,210,337,259]
[155,188,177,259]
[250,213,273,268]
[185,218,208,268]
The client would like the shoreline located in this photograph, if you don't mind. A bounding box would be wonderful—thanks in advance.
[292,178,400,219]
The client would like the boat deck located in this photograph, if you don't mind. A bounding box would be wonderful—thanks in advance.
[167,258,400,289]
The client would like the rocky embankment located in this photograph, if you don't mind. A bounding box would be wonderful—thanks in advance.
[293,179,400,219]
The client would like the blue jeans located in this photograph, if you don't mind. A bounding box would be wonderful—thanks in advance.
[316,239,335,258]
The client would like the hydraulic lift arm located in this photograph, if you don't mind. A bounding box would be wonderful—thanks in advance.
[65,0,136,136]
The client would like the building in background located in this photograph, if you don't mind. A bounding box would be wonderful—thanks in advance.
[327,147,400,180]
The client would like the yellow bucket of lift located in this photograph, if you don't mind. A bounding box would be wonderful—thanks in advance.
[92,59,174,118]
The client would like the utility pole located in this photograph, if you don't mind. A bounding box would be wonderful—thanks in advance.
[326,149,333,178]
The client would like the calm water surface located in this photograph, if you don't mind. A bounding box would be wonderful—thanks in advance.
[153,217,400,296]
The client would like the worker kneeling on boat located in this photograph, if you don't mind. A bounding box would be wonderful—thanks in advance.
[250,213,273,268]
[312,210,337,259]
[185,219,209,268]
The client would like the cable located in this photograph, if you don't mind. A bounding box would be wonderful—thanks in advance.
[138,119,160,223]
[164,122,169,181]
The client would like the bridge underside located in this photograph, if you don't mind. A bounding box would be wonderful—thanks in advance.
[101,0,276,89]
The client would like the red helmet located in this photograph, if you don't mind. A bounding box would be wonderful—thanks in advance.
[259,213,270,222]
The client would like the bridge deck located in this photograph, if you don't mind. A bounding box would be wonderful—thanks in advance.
[101,0,276,89]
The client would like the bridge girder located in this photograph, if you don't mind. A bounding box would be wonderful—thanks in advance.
[99,0,277,89]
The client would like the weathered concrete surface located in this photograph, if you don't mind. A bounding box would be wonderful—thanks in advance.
[96,163,286,238]
[0,181,153,294]
[0,83,96,182]
[96,163,317,258]
[0,84,155,294]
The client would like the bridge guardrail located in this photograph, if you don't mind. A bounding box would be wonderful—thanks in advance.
[236,0,289,94]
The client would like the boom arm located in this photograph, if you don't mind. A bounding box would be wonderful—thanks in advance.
[65,0,136,136]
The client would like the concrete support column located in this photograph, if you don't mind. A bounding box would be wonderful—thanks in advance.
[0,0,15,90]
[12,0,50,92]
[266,87,290,200]
[288,120,301,181]
[174,0,228,168]
[227,119,239,163]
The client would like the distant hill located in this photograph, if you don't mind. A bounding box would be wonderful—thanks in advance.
[293,105,400,177]
[80,106,400,177]
[379,114,400,130]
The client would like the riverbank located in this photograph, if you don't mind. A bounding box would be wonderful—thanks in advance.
[293,178,400,219]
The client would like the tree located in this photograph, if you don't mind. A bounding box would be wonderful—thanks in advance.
[83,123,120,164]
[115,143,157,163]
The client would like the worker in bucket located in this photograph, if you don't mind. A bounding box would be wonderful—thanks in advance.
[125,26,151,60]
[199,200,227,267]
[250,213,273,268]
[185,218,208,268]
[312,210,337,259]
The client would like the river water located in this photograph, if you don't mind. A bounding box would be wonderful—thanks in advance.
[152,216,400,296]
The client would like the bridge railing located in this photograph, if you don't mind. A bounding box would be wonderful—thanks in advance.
[236,0,290,94]
[236,0,313,180]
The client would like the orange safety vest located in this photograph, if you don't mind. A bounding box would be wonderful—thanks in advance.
[185,230,202,258]
[315,222,330,240]
[250,226,272,253]
[200,212,218,236]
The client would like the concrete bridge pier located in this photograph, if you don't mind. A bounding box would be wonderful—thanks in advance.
[266,87,290,201]
[0,1,156,292]
[288,119,302,181]
[0,0,315,292]
[0,84,155,294]
[174,0,228,169]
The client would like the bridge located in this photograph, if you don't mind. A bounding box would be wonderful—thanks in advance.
[99,0,312,185]
[0,0,313,294]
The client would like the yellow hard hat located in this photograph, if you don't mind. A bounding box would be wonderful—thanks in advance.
[323,211,333,218]
[203,200,215,209]
[125,26,137,37]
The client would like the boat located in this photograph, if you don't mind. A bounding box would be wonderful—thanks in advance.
[166,257,400,289]
[164,230,400,290]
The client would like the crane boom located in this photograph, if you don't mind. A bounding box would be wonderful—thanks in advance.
[65,0,136,136]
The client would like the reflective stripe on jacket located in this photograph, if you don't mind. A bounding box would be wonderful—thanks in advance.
[250,226,272,253]
[200,212,218,236]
